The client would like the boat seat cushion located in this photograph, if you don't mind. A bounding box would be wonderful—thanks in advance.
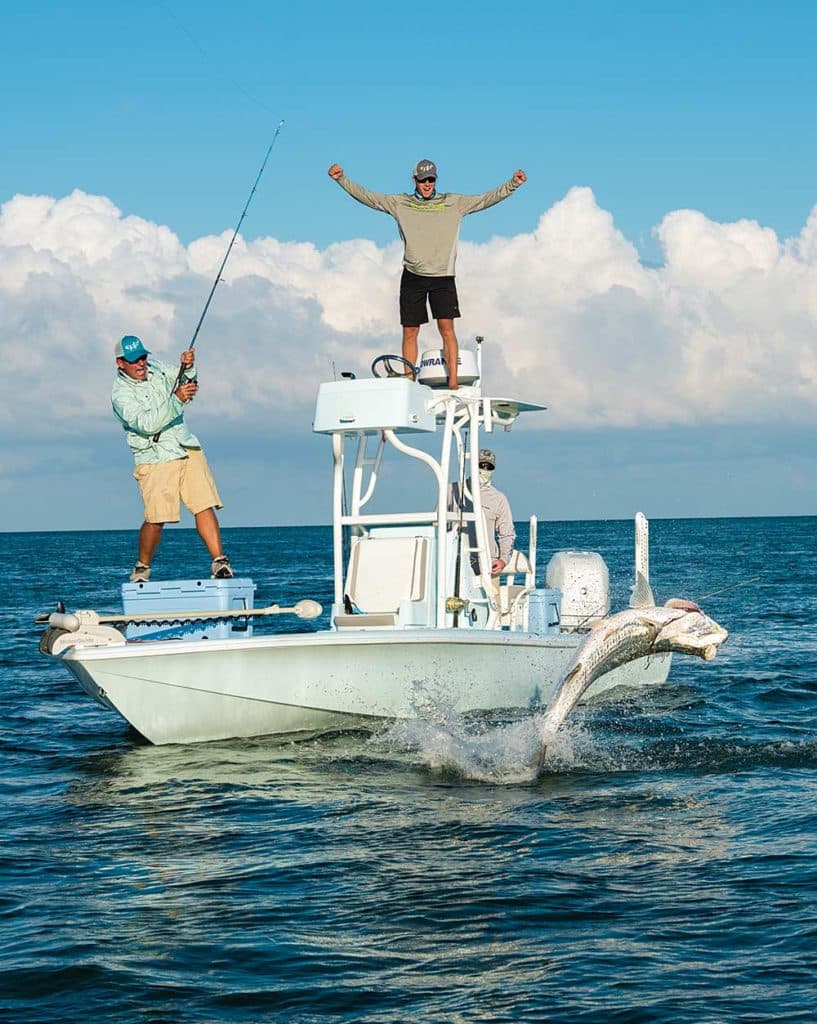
[345,536,428,613]
[498,550,532,575]
[333,613,398,629]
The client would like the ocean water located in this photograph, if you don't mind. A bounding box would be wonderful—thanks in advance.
[1,517,816,1023]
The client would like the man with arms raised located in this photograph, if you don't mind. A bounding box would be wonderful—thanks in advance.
[328,159,527,389]
[112,334,233,583]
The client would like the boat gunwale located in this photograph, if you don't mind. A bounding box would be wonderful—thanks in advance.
[59,627,586,662]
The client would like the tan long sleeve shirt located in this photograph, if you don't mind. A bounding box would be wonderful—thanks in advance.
[336,175,520,277]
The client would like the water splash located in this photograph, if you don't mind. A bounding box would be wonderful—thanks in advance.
[377,708,584,784]
[375,697,817,783]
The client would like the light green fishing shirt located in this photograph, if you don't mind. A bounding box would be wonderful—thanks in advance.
[336,175,520,277]
[111,358,200,465]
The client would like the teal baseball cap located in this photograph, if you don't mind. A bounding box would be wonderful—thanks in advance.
[115,335,150,361]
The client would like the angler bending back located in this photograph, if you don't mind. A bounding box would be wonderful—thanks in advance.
[111,335,233,583]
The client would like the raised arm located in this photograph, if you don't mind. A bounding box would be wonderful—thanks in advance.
[327,163,399,215]
[457,169,527,216]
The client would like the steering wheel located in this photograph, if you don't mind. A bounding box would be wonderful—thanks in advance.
[371,354,418,380]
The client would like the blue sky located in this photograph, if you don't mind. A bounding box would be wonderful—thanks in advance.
[1,0,816,532]
[4,1,817,251]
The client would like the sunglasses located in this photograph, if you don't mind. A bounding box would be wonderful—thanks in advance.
[415,177,436,184]
[478,462,493,470]
[126,355,148,364]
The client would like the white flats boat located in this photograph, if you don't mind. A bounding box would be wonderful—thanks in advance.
[39,342,675,746]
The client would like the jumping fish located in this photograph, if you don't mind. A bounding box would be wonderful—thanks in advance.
[535,600,728,765]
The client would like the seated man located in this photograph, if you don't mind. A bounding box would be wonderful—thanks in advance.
[111,334,233,583]
[449,447,516,576]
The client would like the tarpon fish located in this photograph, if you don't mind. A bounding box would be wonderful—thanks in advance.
[535,600,728,765]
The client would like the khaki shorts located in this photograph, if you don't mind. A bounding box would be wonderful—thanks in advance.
[133,449,223,524]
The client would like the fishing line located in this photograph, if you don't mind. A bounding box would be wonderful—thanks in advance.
[157,1,277,115]
[570,574,762,631]
[695,576,761,601]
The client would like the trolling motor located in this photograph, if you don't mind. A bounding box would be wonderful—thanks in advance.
[37,598,323,657]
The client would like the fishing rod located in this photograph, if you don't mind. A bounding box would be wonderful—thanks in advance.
[153,119,285,441]
[451,427,469,628]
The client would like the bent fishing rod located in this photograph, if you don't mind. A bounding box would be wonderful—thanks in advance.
[153,119,284,441]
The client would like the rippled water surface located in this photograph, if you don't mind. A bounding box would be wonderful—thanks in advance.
[2,519,816,1022]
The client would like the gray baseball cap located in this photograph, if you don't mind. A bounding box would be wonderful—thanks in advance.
[478,448,496,468]
[413,159,437,180]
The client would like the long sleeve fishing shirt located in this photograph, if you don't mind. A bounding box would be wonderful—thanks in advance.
[335,175,521,277]
[111,358,200,465]
[450,481,516,565]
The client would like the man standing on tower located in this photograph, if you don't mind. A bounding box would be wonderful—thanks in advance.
[328,159,526,389]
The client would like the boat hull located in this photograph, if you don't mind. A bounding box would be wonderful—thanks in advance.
[58,629,672,745]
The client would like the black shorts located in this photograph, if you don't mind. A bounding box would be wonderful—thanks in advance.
[399,269,460,326]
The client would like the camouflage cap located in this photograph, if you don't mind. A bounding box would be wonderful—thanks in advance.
[478,448,496,468]
[413,159,437,180]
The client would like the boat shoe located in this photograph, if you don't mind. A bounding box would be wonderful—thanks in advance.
[130,562,151,583]
[211,556,234,579]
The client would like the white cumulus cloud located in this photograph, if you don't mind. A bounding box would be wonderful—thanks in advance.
[1,184,817,448]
